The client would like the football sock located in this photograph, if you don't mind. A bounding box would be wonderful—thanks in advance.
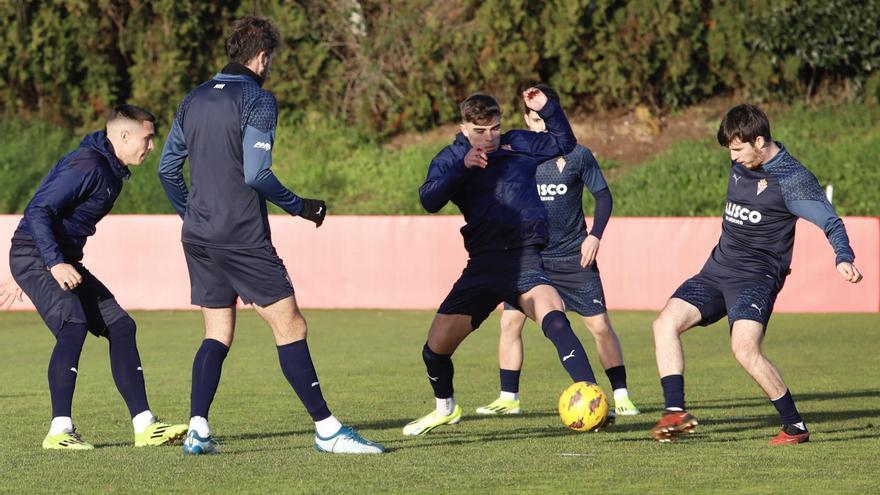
[314,415,343,438]
[541,311,596,383]
[661,374,685,410]
[132,410,156,434]
[422,343,454,399]
[500,368,521,394]
[106,316,150,417]
[49,416,73,435]
[189,416,210,437]
[500,391,519,401]
[190,338,228,419]
[436,397,456,416]
[277,339,332,421]
[605,365,628,391]
[771,389,805,428]
[48,322,88,418]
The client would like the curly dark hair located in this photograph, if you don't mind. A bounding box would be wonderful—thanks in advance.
[225,16,281,65]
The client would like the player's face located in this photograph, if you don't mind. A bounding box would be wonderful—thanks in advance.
[727,137,764,169]
[523,110,546,132]
[461,118,502,152]
[120,121,156,166]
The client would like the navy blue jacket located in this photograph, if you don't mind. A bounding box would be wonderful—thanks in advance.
[158,63,304,248]
[12,131,130,267]
[419,100,577,254]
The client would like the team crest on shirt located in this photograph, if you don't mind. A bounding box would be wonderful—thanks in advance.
[501,144,513,151]
[556,157,566,173]
[757,179,768,195]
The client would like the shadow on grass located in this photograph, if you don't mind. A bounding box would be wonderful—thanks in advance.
[692,389,880,409]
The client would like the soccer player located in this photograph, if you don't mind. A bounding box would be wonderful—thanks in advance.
[404,88,607,436]
[158,16,383,455]
[476,85,640,418]
[4,105,187,450]
[650,104,862,445]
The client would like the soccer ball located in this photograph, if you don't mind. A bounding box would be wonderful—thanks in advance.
[558,381,609,431]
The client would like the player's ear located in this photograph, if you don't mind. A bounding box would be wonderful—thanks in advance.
[754,135,765,150]
[459,123,468,138]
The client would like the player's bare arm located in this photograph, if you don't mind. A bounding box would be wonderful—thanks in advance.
[580,234,601,268]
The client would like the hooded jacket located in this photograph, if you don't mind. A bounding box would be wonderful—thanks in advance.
[12,131,130,267]
[419,100,577,255]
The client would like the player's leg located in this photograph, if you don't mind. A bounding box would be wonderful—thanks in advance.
[402,313,472,435]
[476,307,526,415]
[518,284,597,385]
[180,243,238,455]
[728,287,808,445]
[581,312,639,415]
[73,265,187,447]
[650,274,725,442]
[9,244,94,450]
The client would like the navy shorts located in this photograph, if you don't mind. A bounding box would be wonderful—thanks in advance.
[183,242,294,308]
[9,244,128,337]
[671,270,780,328]
[437,247,553,330]
[503,258,606,317]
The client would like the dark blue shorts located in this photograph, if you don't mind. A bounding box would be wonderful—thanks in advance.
[671,270,780,328]
[9,244,127,337]
[503,257,606,317]
[183,242,294,308]
[437,247,553,330]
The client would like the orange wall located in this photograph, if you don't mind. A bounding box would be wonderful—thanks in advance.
[1,215,877,312]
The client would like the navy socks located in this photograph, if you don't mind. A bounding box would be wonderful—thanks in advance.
[277,340,332,421]
[48,322,88,418]
[422,343,454,398]
[541,311,596,384]
[106,316,149,417]
[772,389,804,427]
[661,374,685,410]
[605,365,628,391]
[190,338,229,419]
[500,369,521,394]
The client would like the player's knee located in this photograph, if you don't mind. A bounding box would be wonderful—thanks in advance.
[57,321,88,345]
[584,318,612,338]
[730,339,760,366]
[540,310,569,337]
[108,315,137,337]
[422,343,452,366]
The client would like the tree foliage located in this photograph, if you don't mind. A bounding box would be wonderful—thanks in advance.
[1,0,877,135]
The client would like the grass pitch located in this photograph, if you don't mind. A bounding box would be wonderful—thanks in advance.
[0,310,878,494]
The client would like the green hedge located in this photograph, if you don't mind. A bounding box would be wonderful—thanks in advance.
[2,103,877,217]
[2,1,878,136]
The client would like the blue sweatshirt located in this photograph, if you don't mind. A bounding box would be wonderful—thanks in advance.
[12,131,130,267]
[158,63,304,248]
[419,100,577,254]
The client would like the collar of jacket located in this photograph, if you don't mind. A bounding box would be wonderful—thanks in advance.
[80,130,131,180]
[220,61,264,86]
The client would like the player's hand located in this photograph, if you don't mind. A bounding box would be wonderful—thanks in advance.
[299,198,327,228]
[464,147,488,169]
[0,276,23,309]
[836,262,862,283]
[49,263,82,291]
[523,87,548,113]
[580,235,600,268]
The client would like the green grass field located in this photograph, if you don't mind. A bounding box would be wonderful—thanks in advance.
[1,310,878,493]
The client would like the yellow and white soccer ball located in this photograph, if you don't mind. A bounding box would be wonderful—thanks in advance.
[558,381,609,431]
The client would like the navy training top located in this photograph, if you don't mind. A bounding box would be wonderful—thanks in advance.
[702,142,854,287]
[12,131,130,267]
[535,144,612,259]
[419,100,577,255]
[158,63,304,248]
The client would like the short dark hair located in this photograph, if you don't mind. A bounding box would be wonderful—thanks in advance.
[717,104,772,147]
[523,84,560,113]
[460,93,501,125]
[107,104,155,126]
[226,16,281,65]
